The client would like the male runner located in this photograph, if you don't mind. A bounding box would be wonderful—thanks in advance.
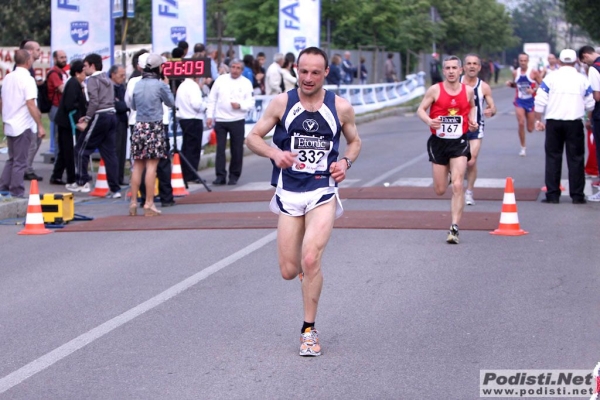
[461,54,497,206]
[506,53,542,156]
[245,47,361,356]
[417,55,478,244]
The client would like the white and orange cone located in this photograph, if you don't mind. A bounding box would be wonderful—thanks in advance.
[171,153,189,197]
[18,180,52,235]
[90,158,109,197]
[490,177,528,236]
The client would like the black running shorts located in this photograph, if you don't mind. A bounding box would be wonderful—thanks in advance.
[427,134,471,165]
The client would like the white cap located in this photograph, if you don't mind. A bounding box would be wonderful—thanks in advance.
[137,53,149,69]
[559,49,577,64]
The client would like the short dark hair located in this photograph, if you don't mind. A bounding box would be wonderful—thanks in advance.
[578,45,596,60]
[132,49,149,69]
[388,53,394,59]
[257,52,266,58]
[83,53,103,71]
[193,43,205,53]
[69,59,84,77]
[172,47,184,59]
[297,46,329,70]
[178,40,189,50]
[14,49,30,66]
[243,54,254,67]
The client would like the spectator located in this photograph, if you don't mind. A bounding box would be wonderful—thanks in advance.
[265,53,285,95]
[326,54,343,86]
[341,51,356,84]
[359,56,368,85]
[242,54,255,84]
[252,58,265,95]
[385,53,397,83]
[129,54,175,216]
[176,77,206,185]
[534,49,594,204]
[52,59,87,189]
[493,59,501,84]
[68,53,120,197]
[47,49,69,184]
[109,64,129,186]
[130,49,149,80]
[282,52,297,91]
[0,50,45,199]
[206,59,254,186]
[177,40,189,57]
[22,41,43,181]
[430,52,442,85]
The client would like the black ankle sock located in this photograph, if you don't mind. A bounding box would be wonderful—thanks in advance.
[301,321,315,333]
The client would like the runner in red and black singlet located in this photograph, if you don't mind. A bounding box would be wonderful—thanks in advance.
[417,55,478,244]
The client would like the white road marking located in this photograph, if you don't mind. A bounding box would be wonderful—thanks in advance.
[0,231,278,394]
[232,182,274,191]
[364,153,429,187]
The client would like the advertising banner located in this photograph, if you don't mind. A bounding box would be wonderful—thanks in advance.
[51,0,114,71]
[278,0,320,56]
[152,0,205,56]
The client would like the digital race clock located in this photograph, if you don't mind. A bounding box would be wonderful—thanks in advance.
[162,58,212,79]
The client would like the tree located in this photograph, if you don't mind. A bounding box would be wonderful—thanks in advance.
[0,0,51,46]
[220,0,279,46]
[560,0,600,42]
[114,0,152,45]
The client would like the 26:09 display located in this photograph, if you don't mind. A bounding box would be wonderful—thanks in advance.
[162,59,212,79]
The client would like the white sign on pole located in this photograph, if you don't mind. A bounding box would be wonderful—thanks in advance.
[152,0,205,56]
[278,0,320,56]
[52,0,114,71]
[523,42,550,71]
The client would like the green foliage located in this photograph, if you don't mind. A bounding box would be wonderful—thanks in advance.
[432,0,517,56]
[221,0,279,46]
[114,0,152,45]
[560,0,600,42]
[0,0,51,46]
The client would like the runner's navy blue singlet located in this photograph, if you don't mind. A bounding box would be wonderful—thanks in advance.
[271,89,342,192]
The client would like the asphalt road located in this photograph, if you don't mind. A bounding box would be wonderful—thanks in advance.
[0,86,599,400]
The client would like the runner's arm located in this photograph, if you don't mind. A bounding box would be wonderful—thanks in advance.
[245,94,297,169]
[417,85,441,130]
[466,86,478,131]
[330,97,362,182]
[482,82,496,117]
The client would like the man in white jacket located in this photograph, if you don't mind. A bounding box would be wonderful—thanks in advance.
[176,77,206,184]
[206,59,254,185]
[265,53,285,95]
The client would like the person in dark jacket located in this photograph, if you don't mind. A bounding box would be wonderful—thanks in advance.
[51,60,87,186]
[326,54,343,86]
[109,64,129,185]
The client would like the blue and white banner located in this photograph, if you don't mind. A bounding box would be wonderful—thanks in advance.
[51,0,114,71]
[152,0,205,56]
[278,0,320,56]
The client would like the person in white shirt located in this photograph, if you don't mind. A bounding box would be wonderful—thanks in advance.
[534,49,595,204]
[206,59,254,185]
[265,53,285,95]
[176,77,206,184]
[0,50,46,198]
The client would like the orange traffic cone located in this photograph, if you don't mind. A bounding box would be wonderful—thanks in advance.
[209,129,217,146]
[18,180,52,235]
[90,159,109,197]
[585,127,598,177]
[490,177,528,236]
[171,153,189,197]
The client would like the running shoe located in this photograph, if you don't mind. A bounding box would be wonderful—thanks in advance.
[465,190,475,206]
[587,191,600,202]
[446,224,459,244]
[65,182,91,193]
[592,180,600,188]
[519,147,526,157]
[105,191,122,199]
[299,328,321,357]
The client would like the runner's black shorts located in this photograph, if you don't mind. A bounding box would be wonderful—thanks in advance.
[427,134,471,165]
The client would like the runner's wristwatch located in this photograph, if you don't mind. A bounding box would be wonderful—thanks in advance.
[341,157,352,169]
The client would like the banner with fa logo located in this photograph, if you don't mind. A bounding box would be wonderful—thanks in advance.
[278,0,320,56]
[152,0,205,56]
[51,0,114,71]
